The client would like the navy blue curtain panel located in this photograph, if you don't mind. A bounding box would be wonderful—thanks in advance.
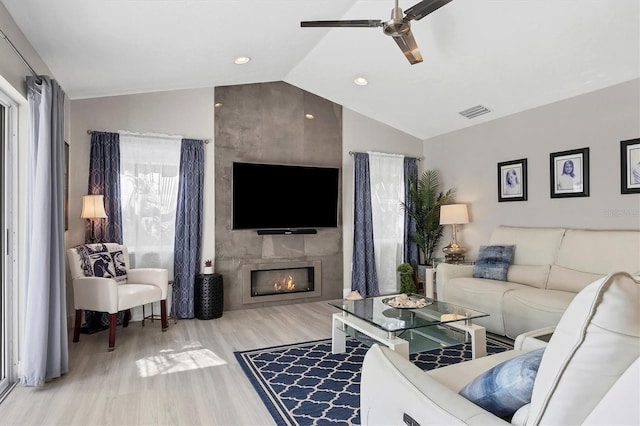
[87,132,123,244]
[404,157,419,272]
[173,138,205,319]
[351,152,379,297]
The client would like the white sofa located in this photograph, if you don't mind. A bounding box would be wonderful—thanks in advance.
[360,272,640,425]
[436,227,640,338]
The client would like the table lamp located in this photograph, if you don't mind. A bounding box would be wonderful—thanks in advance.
[440,204,469,262]
[81,194,108,243]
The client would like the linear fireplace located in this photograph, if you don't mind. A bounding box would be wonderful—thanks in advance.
[242,260,322,305]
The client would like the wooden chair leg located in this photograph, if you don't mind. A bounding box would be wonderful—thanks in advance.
[161,300,168,331]
[123,309,131,328]
[108,313,117,351]
[73,309,82,343]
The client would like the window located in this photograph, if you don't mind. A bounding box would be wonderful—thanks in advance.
[119,133,181,279]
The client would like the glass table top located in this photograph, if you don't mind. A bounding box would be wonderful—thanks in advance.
[328,293,488,333]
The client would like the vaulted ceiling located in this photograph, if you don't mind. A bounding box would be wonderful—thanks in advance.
[2,0,638,139]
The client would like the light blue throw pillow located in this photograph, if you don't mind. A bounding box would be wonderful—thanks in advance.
[472,245,515,281]
[459,348,545,419]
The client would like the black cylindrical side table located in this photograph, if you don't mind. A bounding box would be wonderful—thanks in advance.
[195,273,223,320]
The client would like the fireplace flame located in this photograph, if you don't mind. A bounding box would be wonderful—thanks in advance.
[273,275,296,292]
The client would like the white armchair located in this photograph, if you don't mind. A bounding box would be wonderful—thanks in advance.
[360,272,639,425]
[67,243,169,351]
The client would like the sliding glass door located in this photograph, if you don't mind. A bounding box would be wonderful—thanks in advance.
[0,91,18,401]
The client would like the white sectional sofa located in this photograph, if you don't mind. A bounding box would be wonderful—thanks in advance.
[361,272,640,425]
[436,226,640,339]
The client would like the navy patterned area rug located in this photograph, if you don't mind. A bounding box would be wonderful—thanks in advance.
[235,336,512,426]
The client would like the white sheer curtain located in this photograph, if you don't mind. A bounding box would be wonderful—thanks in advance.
[368,152,405,295]
[119,132,181,278]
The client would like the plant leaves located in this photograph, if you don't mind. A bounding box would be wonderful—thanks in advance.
[401,170,456,262]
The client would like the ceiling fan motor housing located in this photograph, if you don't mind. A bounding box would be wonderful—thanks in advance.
[384,7,411,36]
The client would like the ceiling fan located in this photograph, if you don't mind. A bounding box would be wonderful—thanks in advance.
[301,0,452,65]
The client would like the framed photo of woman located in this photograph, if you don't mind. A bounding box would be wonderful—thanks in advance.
[497,158,527,202]
[550,147,589,198]
[620,138,640,194]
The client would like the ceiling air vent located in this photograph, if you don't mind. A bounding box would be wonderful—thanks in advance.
[459,105,491,119]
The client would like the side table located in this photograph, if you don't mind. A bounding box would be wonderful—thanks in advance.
[426,258,475,300]
[195,273,224,320]
[142,280,178,325]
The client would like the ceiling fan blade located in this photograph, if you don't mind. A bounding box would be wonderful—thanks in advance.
[393,29,423,65]
[301,20,382,28]
[404,0,453,21]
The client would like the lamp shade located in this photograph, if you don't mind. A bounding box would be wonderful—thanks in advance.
[440,204,469,225]
[81,195,108,219]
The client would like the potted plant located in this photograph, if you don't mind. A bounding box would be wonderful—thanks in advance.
[397,262,416,294]
[401,169,456,267]
[203,259,213,275]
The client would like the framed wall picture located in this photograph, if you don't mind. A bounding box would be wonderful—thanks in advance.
[550,147,589,198]
[497,158,527,202]
[620,138,640,194]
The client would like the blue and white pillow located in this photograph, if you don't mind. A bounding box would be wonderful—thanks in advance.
[89,252,117,277]
[77,243,108,276]
[109,250,127,280]
[459,348,545,420]
[76,244,127,281]
[472,245,515,281]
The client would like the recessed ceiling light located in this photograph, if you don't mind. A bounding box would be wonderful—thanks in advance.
[234,56,251,65]
[354,77,368,86]
[304,113,315,119]
[214,102,223,108]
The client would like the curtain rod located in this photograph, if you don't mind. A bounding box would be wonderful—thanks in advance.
[348,150,423,161]
[0,28,42,84]
[87,130,210,144]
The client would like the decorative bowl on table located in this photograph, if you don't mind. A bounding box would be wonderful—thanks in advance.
[382,293,433,309]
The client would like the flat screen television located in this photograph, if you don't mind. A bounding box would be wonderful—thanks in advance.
[232,162,339,230]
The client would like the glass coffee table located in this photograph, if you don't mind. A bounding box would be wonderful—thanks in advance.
[328,294,489,359]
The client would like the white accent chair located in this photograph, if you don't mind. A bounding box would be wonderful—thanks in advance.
[67,243,169,351]
[360,271,639,425]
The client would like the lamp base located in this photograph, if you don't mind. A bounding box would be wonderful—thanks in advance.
[442,223,467,263]
[442,242,467,263]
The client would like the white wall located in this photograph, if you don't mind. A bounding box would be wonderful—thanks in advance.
[423,79,640,257]
[342,108,423,294]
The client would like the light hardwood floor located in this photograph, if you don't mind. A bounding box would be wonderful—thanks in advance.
[1,301,336,425]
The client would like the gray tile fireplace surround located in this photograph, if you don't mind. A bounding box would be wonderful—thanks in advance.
[215,231,344,311]
[214,81,343,311]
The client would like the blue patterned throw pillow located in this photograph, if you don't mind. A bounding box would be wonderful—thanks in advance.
[76,243,109,276]
[108,250,127,280]
[472,245,515,281]
[89,252,117,277]
[459,348,545,420]
[76,244,127,281]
